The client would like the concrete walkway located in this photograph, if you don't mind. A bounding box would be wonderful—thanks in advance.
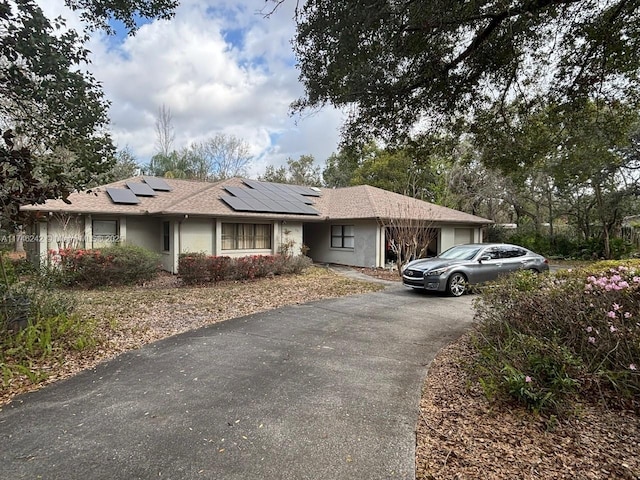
[0,284,475,480]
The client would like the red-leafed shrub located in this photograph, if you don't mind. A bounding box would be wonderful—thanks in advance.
[48,245,160,288]
[209,256,233,282]
[178,253,312,286]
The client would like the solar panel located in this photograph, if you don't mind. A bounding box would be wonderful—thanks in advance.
[221,196,253,211]
[106,188,140,205]
[222,179,321,215]
[225,186,252,197]
[291,185,321,197]
[126,182,157,196]
[143,176,172,191]
[241,197,271,211]
[243,179,266,190]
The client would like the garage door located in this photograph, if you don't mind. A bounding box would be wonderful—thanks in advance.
[454,228,473,245]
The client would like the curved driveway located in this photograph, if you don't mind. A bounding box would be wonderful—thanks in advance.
[0,283,475,480]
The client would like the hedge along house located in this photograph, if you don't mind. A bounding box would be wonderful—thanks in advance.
[20,176,492,273]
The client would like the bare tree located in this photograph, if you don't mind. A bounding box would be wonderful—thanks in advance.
[154,104,175,157]
[190,134,253,180]
[53,213,84,250]
[378,202,437,276]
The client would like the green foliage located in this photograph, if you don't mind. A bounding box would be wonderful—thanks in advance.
[104,147,140,183]
[323,149,359,188]
[178,254,313,286]
[473,100,640,259]
[1,312,97,388]
[0,0,178,228]
[260,155,321,186]
[0,132,86,229]
[50,245,160,288]
[292,0,640,144]
[65,0,177,34]
[473,262,640,415]
[145,133,253,181]
[350,148,416,194]
[0,251,18,286]
[0,272,86,388]
[8,256,37,277]
[476,333,582,413]
[504,228,637,260]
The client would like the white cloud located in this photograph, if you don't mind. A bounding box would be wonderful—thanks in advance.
[42,0,343,177]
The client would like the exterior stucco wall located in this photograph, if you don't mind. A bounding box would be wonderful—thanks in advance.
[179,218,214,254]
[274,221,304,256]
[304,220,383,268]
[125,216,161,252]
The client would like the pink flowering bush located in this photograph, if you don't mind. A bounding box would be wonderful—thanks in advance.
[179,253,312,286]
[474,260,640,415]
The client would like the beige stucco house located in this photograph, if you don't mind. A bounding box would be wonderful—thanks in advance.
[20,176,491,273]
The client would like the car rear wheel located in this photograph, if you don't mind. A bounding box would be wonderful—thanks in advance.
[447,273,467,297]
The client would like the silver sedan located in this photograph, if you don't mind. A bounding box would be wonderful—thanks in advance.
[402,243,549,296]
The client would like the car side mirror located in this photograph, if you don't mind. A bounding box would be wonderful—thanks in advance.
[479,255,491,262]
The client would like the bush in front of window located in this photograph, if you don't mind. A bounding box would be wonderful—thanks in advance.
[47,245,160,288]
[178,253,312,285]
[178,253,211,284]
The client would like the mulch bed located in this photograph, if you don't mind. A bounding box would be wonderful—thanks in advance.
[416,335,640,479]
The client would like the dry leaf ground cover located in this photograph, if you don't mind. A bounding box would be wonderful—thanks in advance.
[0,266,383,405]
[417,335,640,480]
[2,263,638,479]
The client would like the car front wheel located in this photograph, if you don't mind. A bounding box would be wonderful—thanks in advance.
[447,273,467,297]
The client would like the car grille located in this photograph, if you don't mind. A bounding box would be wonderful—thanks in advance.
[403,269,422,278]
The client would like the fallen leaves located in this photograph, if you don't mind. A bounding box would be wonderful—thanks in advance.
[416,335,640,480]
[0,267,383,406]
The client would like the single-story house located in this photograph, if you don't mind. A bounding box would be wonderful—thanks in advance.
[20,176,492,273]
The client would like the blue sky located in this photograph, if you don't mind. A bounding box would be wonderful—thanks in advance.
[42,0,344,178]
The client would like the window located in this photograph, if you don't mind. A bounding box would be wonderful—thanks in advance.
[331,225,354,249]
[162,221,170,252]
[221,223,272,250]
[499,247,527,258]
[93,220,118,246]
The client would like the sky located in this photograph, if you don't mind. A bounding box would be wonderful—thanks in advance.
[41,0,345,178]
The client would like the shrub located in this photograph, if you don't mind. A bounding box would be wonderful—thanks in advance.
[1,312,98,387]
[1,274,86,388]
[473,261,640,415]
[178,253,211,284]
[178,253,313,285]
[1,278,77,333]
[50,245,160,288]
[0,251,18,287]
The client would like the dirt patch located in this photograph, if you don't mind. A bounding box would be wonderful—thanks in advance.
[353,266,402,282]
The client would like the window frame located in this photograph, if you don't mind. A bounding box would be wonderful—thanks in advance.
[92,219,119,246]
[330,224,355,249]
[221,223,272,251]
[162,221,171,252]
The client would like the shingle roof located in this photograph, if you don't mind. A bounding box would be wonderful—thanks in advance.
[313,185,490,224]
[20,177,492,224]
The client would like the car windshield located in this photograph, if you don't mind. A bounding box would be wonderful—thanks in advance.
[438,245,481,261]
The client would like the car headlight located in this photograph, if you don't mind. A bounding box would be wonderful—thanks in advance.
[427,267,450,276]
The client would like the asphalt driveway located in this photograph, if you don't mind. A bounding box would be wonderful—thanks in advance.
[0,284,475,480]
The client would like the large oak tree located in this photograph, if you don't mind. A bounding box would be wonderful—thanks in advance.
[290,0,640,143]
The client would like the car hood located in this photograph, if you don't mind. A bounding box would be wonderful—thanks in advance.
[404,258,467,273]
